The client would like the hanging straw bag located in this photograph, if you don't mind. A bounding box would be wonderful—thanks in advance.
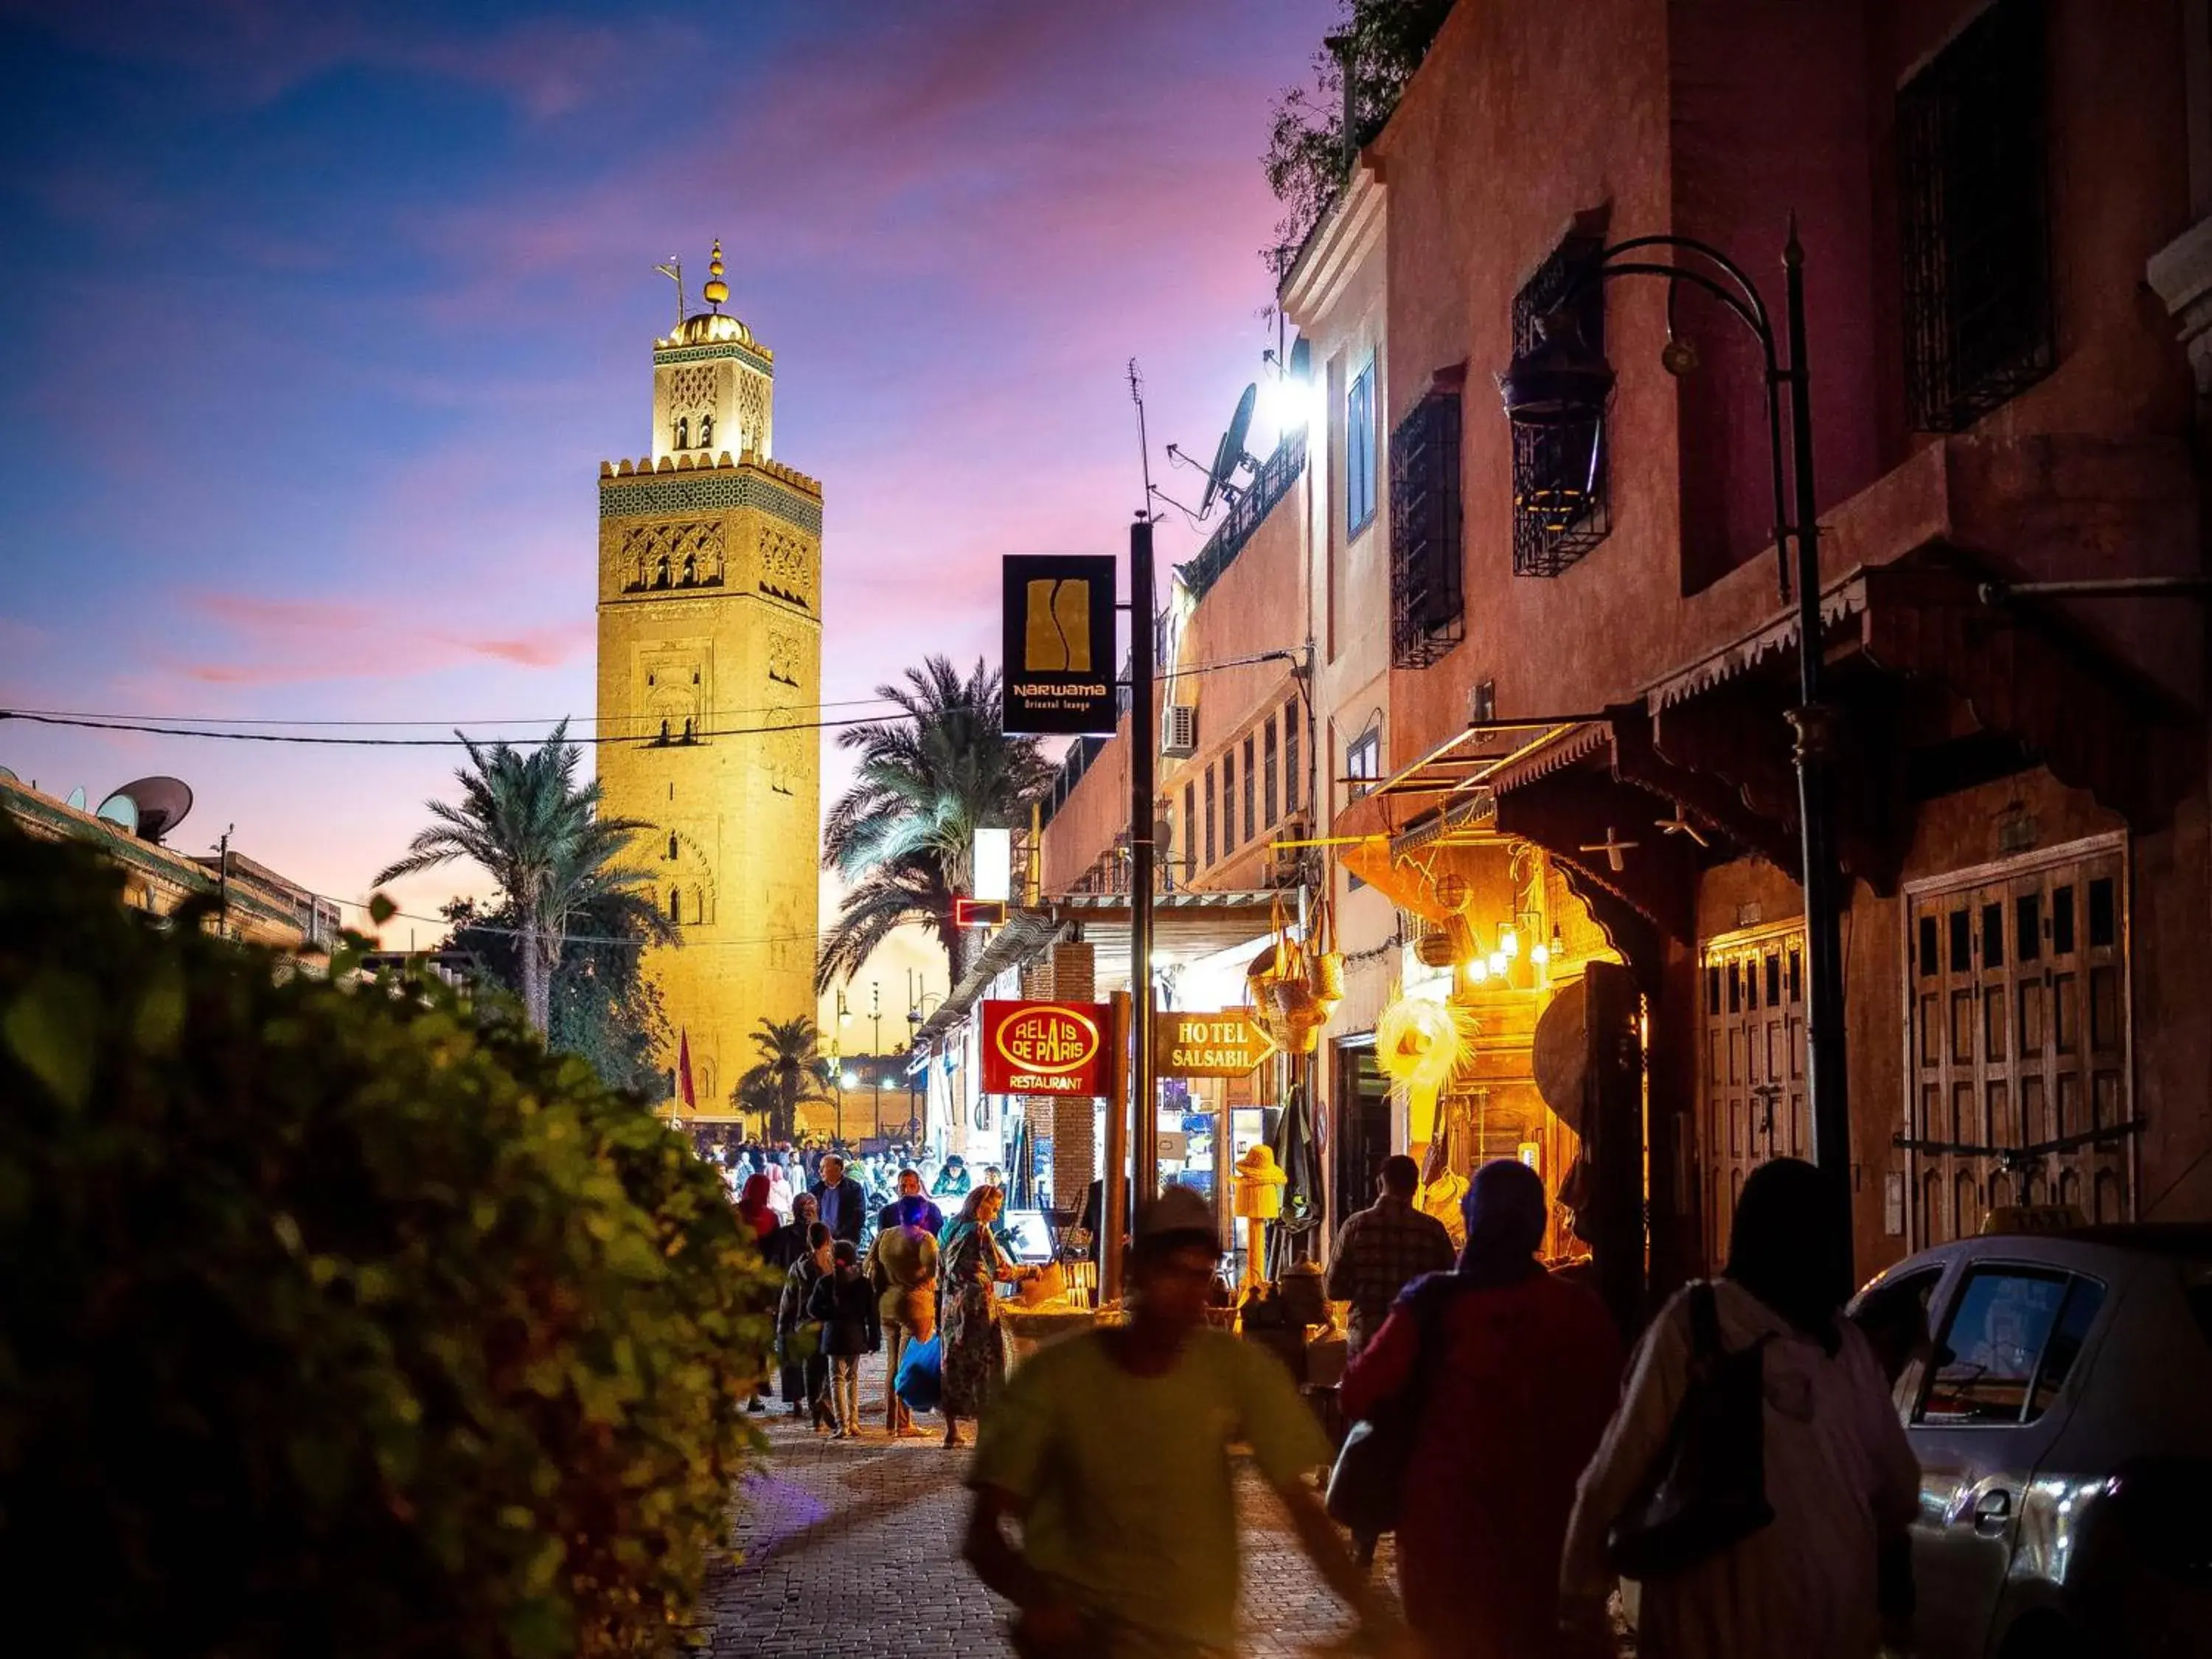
[1309,893,1346,1010]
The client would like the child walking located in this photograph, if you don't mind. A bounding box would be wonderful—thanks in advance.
[807,1238,880,1439]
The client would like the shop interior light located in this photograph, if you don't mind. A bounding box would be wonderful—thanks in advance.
[1487,950,1508,977]
[1467,956,1489,985]
[1530,941,1551,966]
[1499,925,1519,958]
[1550,922,1565,958]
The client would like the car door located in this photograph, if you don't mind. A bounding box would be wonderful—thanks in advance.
[1905,1263,2106,1658]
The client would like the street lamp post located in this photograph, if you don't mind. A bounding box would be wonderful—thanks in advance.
[1496,222,1853,1288]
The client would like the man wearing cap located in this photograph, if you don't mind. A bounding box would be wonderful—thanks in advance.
[963,1186,1407,1658]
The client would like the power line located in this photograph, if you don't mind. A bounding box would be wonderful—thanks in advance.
[0,693,925,728]
[0,708,922,748]
[2,653,1299,747]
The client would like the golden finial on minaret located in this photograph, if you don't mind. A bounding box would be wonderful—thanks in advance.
[703,238,728,311]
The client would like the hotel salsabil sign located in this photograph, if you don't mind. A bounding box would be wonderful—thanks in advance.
[981,999,1112,1096]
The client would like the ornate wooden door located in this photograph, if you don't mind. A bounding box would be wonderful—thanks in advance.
[1903,836,2132,1245]
[1700,925,1807,1267]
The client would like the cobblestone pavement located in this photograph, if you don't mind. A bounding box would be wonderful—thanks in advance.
[692,1351,1395,1658]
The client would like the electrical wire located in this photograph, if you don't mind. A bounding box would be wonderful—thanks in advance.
[0,708,917,747]
[0,693,931,727]
[1,651,1298,749]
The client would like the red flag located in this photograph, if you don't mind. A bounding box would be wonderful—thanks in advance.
[677,1029,698,1116]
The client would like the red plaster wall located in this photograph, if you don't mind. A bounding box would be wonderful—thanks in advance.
[1038,486,1312,896]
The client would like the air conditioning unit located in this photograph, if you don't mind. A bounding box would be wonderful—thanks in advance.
[1161,704,1198,757]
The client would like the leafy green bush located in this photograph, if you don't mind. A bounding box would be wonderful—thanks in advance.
[0,826,776,1657]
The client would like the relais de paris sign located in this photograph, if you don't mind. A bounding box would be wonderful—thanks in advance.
[980,999,1112,1096]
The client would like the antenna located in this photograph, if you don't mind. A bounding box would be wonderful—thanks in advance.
[106,776,193,843]
[653,254,684,331]
[1182,382,1259,518]
[1127,359,1161,524]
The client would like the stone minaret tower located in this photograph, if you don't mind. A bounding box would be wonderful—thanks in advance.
[594,240,822,1114]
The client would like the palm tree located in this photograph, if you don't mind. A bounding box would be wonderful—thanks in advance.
[375,723,663,1036]
[818,656,1053,992]
[737,1017,835,1142]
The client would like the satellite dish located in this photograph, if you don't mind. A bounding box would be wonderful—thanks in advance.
[109,776,194,843]
[66,787,86,810]
[1198,383,1259,518]
[1152,814,1175,854]
[95,792,139,835]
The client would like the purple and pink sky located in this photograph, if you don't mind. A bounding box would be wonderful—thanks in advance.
[0,0,1330,1026]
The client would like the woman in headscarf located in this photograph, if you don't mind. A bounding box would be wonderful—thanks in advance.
[1339,1158,1623,1659]
[764,1160,795,1224]
[1559,1158,1920,1659]
[734,1172,778,1245]
[774,1221,835,1428]
[766,1192,822,1273]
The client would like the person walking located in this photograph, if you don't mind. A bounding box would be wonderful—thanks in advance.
[875,1166,945,1235]
[1560,1158,1921,1659]
[808,1238,880,1439]
[937,1184,1034,1450]
[765,1192,821,1272]
[866,1193,939,1437]
[962,1186,1410,1659]
[775,1221,835,1428]
[1325,1153,1456,1361]
[1340,1159,1623,1659]
[810,1153,868,1248]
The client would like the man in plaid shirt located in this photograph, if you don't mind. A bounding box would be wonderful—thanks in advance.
[1326,1155,1455,1358]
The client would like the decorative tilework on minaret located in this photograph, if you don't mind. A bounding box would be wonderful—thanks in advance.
[594,243,822,1120]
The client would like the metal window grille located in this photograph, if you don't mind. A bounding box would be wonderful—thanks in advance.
[1899,0,2053,431]
[1512,237,1611,577]
[1390,378,1465,664]
[1183,782,1197,881]
[1284,702,1301,814]
[1204,765,1217,866]
[1263,717,1280,827]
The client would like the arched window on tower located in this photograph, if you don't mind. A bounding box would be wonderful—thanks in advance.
[681,553,696,585]
[654,556,670,589]
[698,413,714,447]
[673,415,689,450]
[658,717,670,744]
[681,717,695,743]
[667,832,679,860]
[669,887,682,924]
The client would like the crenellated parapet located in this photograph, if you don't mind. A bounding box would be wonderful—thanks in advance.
[598,450,821,495]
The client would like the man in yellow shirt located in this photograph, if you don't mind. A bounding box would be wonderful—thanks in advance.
[962,1186,1405,1658]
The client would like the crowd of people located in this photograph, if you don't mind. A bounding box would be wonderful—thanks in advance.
[709,1119,1921,1659]
[712,1129,1033,1444]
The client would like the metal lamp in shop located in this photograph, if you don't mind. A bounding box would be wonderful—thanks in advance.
[1496,223,1854,1285]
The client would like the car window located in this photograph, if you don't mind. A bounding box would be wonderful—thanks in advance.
[1918,1267,2075,1426]
[2028,1276,2106,1419]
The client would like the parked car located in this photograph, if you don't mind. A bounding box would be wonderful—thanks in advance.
[1850,1220,2212,1658]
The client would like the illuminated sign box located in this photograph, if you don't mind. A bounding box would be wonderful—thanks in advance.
[1001,554,1119,737]
[981,998,1112,1096]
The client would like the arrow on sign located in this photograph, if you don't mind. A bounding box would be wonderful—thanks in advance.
[1155,1009,1283,1078]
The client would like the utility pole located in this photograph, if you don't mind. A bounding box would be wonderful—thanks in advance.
[1130,513,1159,1216]
[870,979,883,1138]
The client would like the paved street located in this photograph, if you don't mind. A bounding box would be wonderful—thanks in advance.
[691,1352,1394,1658]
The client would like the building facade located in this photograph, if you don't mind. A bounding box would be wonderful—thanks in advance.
[594,242,824,1113]
[1327,0,2208,1289]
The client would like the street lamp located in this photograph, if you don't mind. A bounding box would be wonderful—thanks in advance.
[1495,222,1853,1287]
